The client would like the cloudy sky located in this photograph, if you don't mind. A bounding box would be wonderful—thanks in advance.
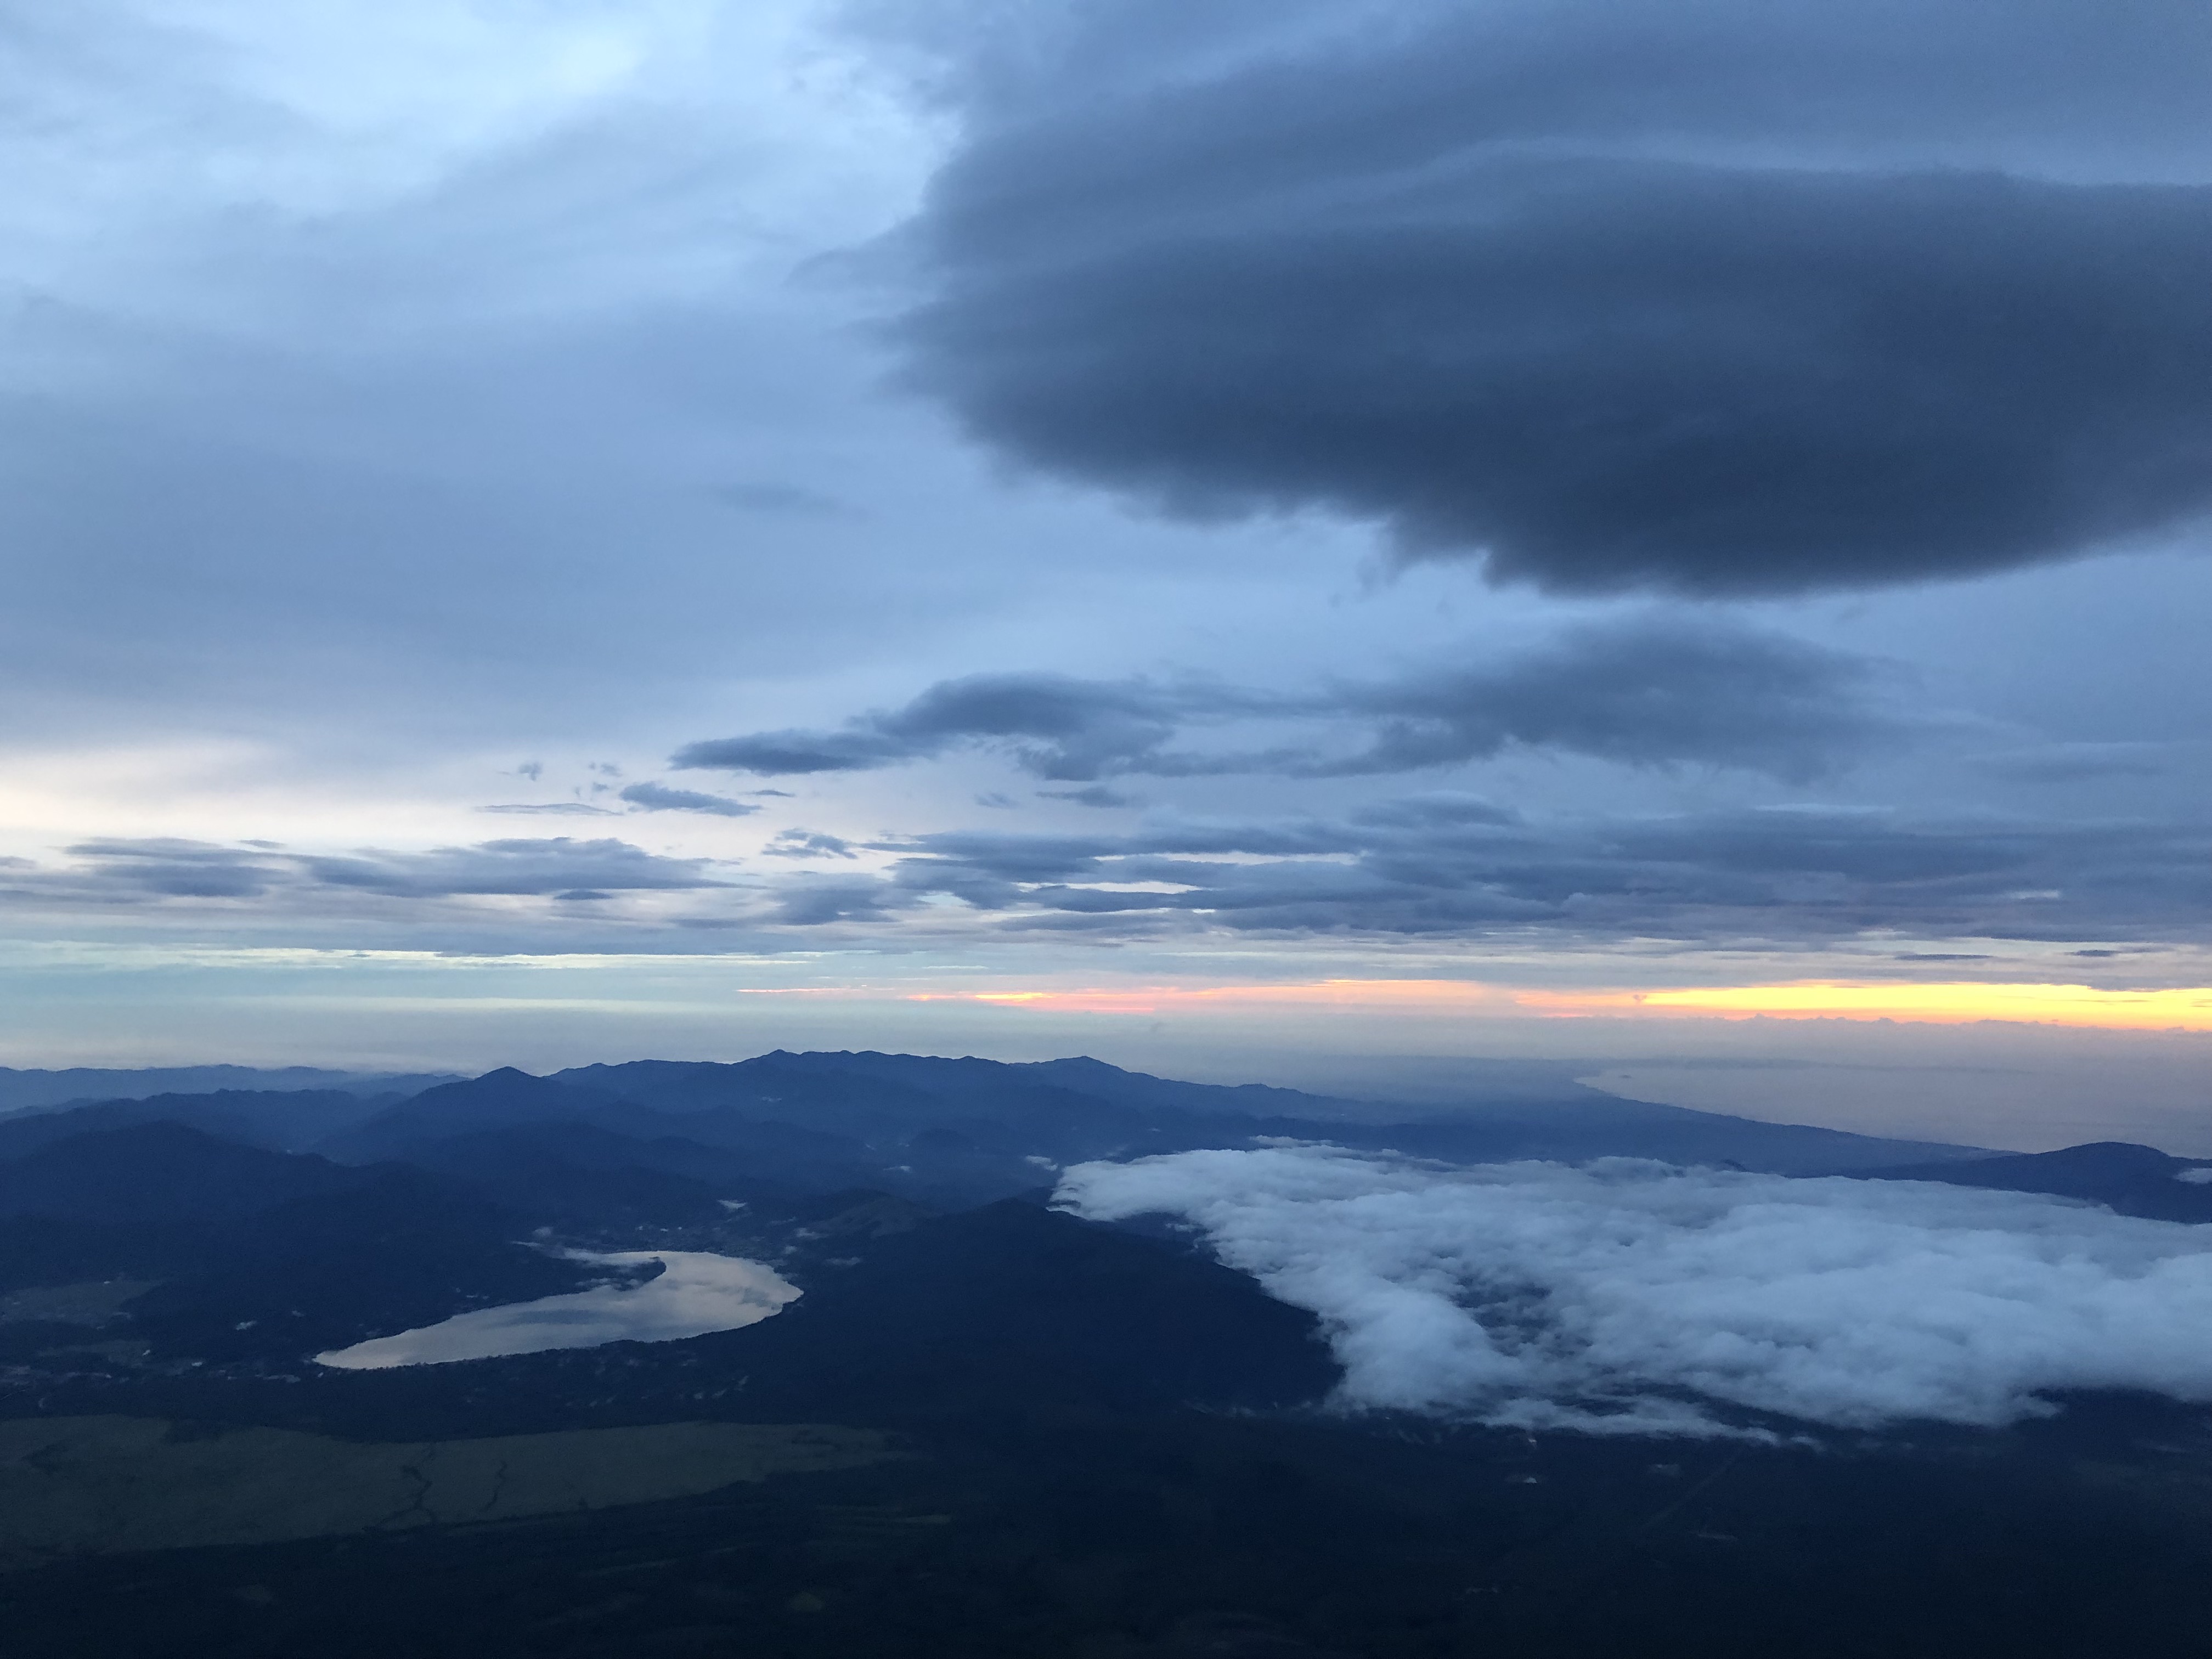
[1,1,2205,1145]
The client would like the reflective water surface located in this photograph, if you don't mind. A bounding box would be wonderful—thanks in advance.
[315,1250,800,1370]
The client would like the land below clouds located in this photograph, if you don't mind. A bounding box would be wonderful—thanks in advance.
[2,1049,2210,1657]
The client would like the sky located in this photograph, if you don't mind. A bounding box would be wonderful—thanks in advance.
[1,0,2206,1149]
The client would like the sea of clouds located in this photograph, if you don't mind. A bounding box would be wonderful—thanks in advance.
[1056,1147,2212,1437]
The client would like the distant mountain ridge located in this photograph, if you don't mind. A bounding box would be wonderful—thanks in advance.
[551,1049,1989,1175]
[0,1090,404,1158]
[0,1053,2204,1659]
[3,1052,2193,1396]
[0,1049,2021,1382]
[232,1049,1997,1225]
[1853,1141,2212,1223]
[0,1122,595,1363]
[0,1051,1997,1179]
[0,1122,367,1224]
[0,1066,460,1117]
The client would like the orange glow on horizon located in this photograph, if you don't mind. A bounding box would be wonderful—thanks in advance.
[878,977,2212,1031]
[909,979,1523,1017]
[1521,981,2212,1031]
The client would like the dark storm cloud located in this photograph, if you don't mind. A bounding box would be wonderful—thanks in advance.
[618,781,760,817]
[815,798,2209,945]
[674,617,1901,782]
[888,0,2212,595]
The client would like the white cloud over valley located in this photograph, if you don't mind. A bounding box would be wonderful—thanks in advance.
[1057,1147,2212,1436]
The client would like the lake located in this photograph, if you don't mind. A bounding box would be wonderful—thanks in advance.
[315,1250,800,1370]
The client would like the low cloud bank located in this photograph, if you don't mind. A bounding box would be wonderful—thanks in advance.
[1056,1147,2212,1436]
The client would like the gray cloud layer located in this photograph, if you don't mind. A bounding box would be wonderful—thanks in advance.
[674,616,1901,783]
[7,798,2201,953]
[1058,1146,2212,1435]
[853,797,2208,945]
[891,0,2212,594]
[618,782,760,817]
[8,837,724,908]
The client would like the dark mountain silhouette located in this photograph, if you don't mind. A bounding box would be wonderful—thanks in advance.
[552,1051,1982,1177]
[0,1090,398,1160]
[316,1067,617,1162]
[389,1120,760,1227]
[0,1122,597,1358]
[320,1070,882,1199]
[1300,1099,1984,1175]
[1854,1141,2212,1223]
[0,1212,191,1296]
[0,1122,370,1223]
[0,1065,455,1116]
[1,1054,2207,1659]
[709,1198,1339,1417]
[292,1052,1997,1228]
[562,1051,1370,1147]
[0,1051,2054,1389]
[1012,1052,1380,1118]
[125,1167,594,1361]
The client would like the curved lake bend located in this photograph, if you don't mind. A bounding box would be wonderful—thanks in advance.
[315,1250,800,1371]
